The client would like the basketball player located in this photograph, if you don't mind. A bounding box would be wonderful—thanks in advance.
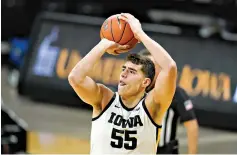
[68,13,177,154]
[139,50,199,154]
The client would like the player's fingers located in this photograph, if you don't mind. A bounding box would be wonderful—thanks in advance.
[118,45,130,50]
[120,13,132,21]
[121,13,134,19]
[119,16,128,22]
[115,49,129,54]
[106,49,119,55]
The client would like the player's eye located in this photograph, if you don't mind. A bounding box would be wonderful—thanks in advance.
[130,70,135,74]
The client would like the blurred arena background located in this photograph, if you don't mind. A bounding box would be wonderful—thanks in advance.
[1,0,237,154]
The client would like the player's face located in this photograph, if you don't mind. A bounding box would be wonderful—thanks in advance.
[118,61,148,96]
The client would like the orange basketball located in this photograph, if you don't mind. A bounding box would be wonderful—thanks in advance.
[100,14,138,51]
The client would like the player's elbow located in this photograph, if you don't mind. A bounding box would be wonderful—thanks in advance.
[68,72,83,86]
[170,61,177,71]
[167,61,177,77]
[68,73,76,86]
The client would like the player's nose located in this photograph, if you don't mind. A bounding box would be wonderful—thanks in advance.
[121,71,127,78]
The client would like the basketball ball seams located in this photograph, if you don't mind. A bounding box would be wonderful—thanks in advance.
[111,19,115,41]
[117,23,127,44]
[124,34,135,45]
[100,14,138,54]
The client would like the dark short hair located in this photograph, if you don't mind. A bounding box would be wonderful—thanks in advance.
[126,53,155,91]
[138,49,151,56]
[138,49,155,92]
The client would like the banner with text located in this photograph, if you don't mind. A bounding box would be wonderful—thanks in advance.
[18,12,237,129]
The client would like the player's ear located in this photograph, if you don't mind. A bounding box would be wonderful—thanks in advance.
[142,78,151,88]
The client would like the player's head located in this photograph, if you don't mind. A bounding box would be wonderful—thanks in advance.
[118,53,155,96]
[138,49,161,92]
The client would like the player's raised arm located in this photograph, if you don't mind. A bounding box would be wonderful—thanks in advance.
[68,39,128,108]
[120,13,177,123]
[138,31,177,111]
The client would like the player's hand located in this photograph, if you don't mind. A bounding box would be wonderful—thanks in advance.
[101,38,130,55]
[119,13,143,42]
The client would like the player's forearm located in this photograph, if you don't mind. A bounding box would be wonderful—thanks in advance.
[68,40,109,83]
[137,31,176,70]
[187,129,198,154]
[186,121,199,154]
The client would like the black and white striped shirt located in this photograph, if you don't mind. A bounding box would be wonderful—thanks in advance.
[158,86,196,148]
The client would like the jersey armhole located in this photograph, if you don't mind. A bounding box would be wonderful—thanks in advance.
[92,93,116,121]
[142,100,162,128]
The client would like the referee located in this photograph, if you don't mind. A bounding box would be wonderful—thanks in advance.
[139,50,199,154]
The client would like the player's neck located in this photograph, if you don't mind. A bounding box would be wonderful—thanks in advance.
[120,91,145,109]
